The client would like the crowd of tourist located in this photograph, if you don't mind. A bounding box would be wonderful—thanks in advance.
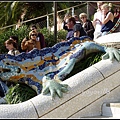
[4,24,46,56]
[62,1,119,41]
[3,1,120,57]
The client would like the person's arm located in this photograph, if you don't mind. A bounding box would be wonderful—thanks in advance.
[36,41,41,50]
[74,31,80,37]
[63,14,69,31]
[63,21,68,31]
[92,12,97,27]
[21,38,28,50]
[101,12,113,24]
[14,50,20,55]
[114,12,119,17]
[39,33,46,48]
[86,20,95,34]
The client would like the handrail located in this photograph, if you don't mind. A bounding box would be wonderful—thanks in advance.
[0,59,120,118]
[0,2,120,31]
[0,2,87,30]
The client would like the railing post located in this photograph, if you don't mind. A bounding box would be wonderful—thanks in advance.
[72,7,74,16]
[53,1,57,43]
[87,1,89,19]
[47,14,49,29]
[47,13,50,33]
[0,2,87,31]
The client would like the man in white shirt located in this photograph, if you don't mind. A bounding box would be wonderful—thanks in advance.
[92,1,104,40]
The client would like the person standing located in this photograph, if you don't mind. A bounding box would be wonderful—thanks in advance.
[62,13,71,31]
[92,1,104,39]
[113,8,120,25]
[93,3,114,37]
[73,14,81,24]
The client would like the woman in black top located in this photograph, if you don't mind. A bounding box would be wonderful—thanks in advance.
[79,13,95,39]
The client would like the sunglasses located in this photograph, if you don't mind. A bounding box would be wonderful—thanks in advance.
[80,17,85,19]
[31,28,36,30]
[31,27,37,30]
[31,34,37,36]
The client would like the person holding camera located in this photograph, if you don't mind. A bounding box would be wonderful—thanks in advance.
[21,31,41,52]
[113,8,120,25]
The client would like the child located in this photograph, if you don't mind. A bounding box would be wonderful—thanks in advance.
[4,39,20,55]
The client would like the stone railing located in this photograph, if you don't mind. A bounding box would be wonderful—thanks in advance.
[0,59,120,118]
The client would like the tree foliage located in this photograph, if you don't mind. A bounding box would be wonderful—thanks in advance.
[0,2,83,28]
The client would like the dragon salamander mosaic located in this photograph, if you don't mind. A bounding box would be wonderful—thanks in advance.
[0,36,120,100]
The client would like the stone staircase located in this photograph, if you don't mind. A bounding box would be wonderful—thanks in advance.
[87,32,120,119]
[82,102,120,119]
[102,102,120,118]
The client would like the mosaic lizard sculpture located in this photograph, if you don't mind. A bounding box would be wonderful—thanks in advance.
[0,36,120,100]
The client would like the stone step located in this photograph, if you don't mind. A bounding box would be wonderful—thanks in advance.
[81,115,118,119]
[102,102,120,117]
